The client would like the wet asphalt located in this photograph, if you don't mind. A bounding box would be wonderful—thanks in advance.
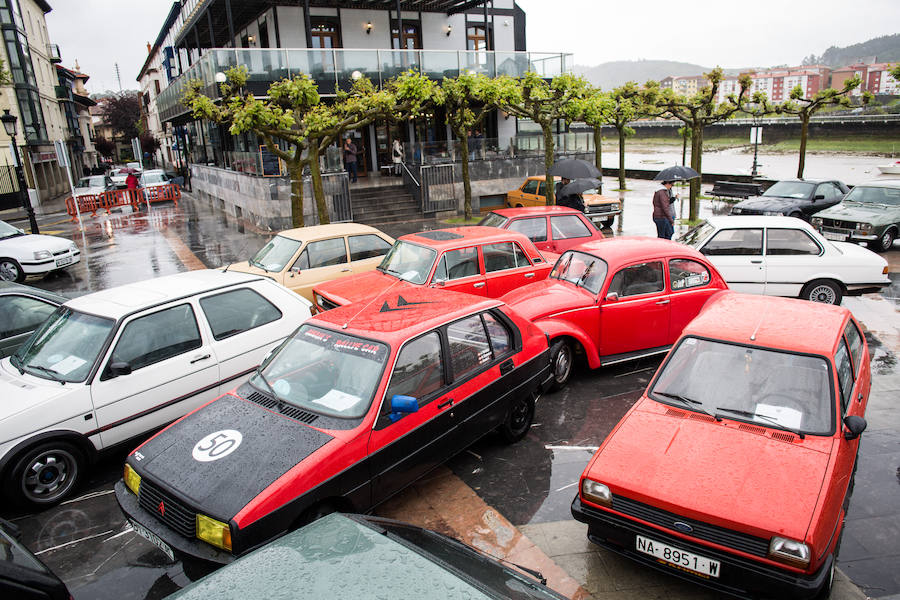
[1,181,899,599]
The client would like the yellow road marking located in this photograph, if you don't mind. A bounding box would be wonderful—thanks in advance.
[161,227,206,271]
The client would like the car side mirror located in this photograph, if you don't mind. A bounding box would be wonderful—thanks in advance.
[843,415,867,440]
[389,395,418,423]
[109,362,132,378]
[605,292,619,302]
[813,194,825,201]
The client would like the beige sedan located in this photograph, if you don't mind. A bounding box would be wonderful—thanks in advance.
[228,223,395,302]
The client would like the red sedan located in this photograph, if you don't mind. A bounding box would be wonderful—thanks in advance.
[478,206,604,254]
[572,292,869,599]
[313,227,556,312]
[502,237,728,388]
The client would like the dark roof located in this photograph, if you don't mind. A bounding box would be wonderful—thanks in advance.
[138,1,181,81]
[34,0,52,13]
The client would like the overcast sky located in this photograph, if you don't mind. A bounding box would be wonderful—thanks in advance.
[45,0,900,95]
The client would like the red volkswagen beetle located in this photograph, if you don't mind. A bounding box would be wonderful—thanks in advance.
[478,206,604,254]
[572,292,869,599]
[502,237,728,388]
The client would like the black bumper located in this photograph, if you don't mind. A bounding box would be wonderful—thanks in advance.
[115,481,234,565]
[571,496,831,600]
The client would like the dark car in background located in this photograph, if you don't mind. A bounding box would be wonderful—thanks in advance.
[0,518,71,600]
[0,282,65,358]
[730,179,848,220]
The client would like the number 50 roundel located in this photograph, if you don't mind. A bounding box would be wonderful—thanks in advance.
[192,430,243,462]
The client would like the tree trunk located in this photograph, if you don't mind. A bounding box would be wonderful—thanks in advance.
[288,160,305,228]
[593,128,602,173]
[542,123,556,205]
[307,150,330,225]
[797,113,809,179]
[617,126,626,191]
[460,134,472,220]
[688,124,703,222]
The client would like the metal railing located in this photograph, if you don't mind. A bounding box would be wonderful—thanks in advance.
[400,161,422,205]
[420,164,456,214]
[404,132,597,166]
[320,172,352,223]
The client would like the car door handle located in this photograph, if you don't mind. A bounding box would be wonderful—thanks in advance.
[499,359,514,375]
[655,299,670,305]
[750,259,763,264]
[341,268,351,272]
[473,282,485,288]
[524,273,535,278]
[190,354,211,364]
[438,398,454,409]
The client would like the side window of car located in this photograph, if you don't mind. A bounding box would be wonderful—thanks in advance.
[844,319,864,375]
[482,312,511,356]
[349,234,392,262]
[668,259,711,291]
[446,315,493,381]
[441,247,480,280]
[0,295,57,337]
[701,228,763,256]
[550,215,592,240]
[110,304,202,372]
[834,339,854,415]
[199,288,282,341]
[765,228,821,256]
[294,238,347,270]
[508,217,548,243]
[816,183,840,201]
[521,180,539,195]
[607,262,664,297]
[384,332,444,407]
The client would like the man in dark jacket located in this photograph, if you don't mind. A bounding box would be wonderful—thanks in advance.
[652,181,676,239]
[343,137,359,183]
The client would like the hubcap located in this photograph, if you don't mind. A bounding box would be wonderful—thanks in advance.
[809,284,836,304]
[22,450,77,502]
[883,231,894,250]
[509,400,529,431]
[0,261,18,281]
[554,347,571,382]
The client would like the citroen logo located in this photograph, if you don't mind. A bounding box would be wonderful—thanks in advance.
[158,501,166,516]
[673,521,693,534]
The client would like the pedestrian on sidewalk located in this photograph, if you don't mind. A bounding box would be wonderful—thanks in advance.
[391,139,403,176]
[652,181,675,239]
[343,137,359,183]
[126,172,139,190]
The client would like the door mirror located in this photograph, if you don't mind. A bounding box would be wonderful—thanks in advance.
[605,292,619,302]
[843,415,867,440]
[389,394,418,423]
[109,361,132,378]
[813,194,825,201]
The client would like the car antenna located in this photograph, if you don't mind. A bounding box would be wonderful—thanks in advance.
[341,277,404,330]
[749,313,765,342]
[222,236,255,273]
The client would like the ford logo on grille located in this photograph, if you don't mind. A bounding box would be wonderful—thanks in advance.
[673,521,693,534]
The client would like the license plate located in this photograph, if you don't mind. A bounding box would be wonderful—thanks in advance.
[129,519,175,562]
[635,535,720,578]
[822,231,847,241]
[55,256,73,267]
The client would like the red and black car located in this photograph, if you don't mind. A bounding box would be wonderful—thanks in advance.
[115,288,551,563]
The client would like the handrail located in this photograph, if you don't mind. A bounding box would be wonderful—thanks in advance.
[401,162,420,187]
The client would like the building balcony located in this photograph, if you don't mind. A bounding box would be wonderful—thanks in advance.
[157,47,573,123]
[48,44,61,63]
[55,85,71,100]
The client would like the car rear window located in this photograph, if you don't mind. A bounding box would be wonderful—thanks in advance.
[508,217,547,243]
[200,288,283,340]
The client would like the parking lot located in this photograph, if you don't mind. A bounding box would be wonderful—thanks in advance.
[3,184,899,599]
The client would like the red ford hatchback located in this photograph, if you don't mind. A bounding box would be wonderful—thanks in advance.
[478,206,604,254]
[572,292,869,599]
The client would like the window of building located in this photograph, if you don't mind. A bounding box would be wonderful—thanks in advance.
[467,24,489,51]
[257,19,269,48]
[310,17,340,49]
[154,79,161,95]
[391,21,421,50]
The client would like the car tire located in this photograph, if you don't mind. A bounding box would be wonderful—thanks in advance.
[499,393,535,444]
[8,441,85,507]
[0,257,24,283]
[549,339,573,391]
[301,501,337,525]
[814,557,835,600]
[801,279,843,305]
[869,228,895,253]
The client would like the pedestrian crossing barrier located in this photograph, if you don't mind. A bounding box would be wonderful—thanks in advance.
[65,184,181,220]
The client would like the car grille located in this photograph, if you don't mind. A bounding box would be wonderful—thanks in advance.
[246,391,319,424]
[139,478,196,538]
[819,218,857,231]
[732,207,762,215]
[52,249,69,256]
[586,204,616,214]
[612,495,770,558]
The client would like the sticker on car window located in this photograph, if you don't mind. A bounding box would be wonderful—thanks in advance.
[313,389,362,412]
[755,404,802,429]
[51,355,87,375]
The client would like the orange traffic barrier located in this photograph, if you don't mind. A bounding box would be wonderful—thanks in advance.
[65,194,100,221]
[66,184,182,220]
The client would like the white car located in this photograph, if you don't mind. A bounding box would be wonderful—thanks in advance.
[74,174,111,197]
[679,216,890,304]
[0,270,312,506]
[0,220,81,282]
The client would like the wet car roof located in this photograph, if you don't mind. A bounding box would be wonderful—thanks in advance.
[490,206,585,217]
[569,236,706,268]
[705,215,819,229]
[399,226,536,251]
[277,223,389,242]
[683,291,849,356]
[311,287,502,343]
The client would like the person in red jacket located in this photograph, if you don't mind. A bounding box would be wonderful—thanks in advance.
[125,172,139,190]
[652,181,676,239]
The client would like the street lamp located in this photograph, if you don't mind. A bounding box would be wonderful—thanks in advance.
[1,110,39,234]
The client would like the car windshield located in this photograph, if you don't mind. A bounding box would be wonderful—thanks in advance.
[842,185,900,206]
[141,173,167,184]
[677,220,716,248]
[77,175,105,188]
[550,250,608,294]
[477,213,508,228]
[249,235,302,272]
[650,337,834,435]
[377,240,437,284]
[12,307,115,383]
[762,181,814,199]
[251,325,388,419]
[0,220,23,240]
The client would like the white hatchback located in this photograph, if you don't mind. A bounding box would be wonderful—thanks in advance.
[0,220,80,282]
[679,216,890,304]
[0,270,312,506]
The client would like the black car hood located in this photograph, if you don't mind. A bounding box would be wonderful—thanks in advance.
[134,394,334,520]
[736,196,805,211]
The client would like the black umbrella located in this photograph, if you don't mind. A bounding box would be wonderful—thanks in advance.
[558,178,600,198]
[549,159,601,180]
[653,165,700,181]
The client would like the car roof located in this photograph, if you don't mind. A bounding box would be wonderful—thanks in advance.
[277,223,388,242]
[705,215,816,229]
[855,179,900,189]
[524,175,561,182]
[65,270,267,320]
[683,291,849,356]
[0,281,67,303]
[311,287,503,345]
[489,206,584,217]
[570,236,707,267]
[399,226,534,250]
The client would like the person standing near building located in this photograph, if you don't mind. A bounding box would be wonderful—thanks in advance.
[652,181,676,239]
[343,137,359,183]
[391,139,403,175]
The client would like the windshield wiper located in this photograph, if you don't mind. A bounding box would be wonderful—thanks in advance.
[24,364,67,384]
[249,259,271,272]
[253,369,277,397]
[655,392,720,420]
[10,353,24,375]
[714,406,804,439]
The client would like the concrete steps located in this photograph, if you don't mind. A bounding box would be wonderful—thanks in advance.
[350,183,421,226]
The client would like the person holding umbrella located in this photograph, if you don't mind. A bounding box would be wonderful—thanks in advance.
[652,181,676,239]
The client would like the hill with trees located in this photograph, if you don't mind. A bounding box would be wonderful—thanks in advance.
[801,33,900,66]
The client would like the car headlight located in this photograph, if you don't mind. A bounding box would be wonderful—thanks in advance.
[196,514,232,552]
[763,211,784,216]
[856,223,873,234]
[811,217,823,228]
[33,250,51,260]
[768,536,810,568]
[123,463,141,496]
[581,478,612,507]
[731,207,742,214]
[69,243,78,253]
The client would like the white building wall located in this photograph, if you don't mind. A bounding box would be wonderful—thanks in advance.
[340,10,392,50]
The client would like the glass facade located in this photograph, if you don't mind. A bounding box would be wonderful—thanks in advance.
[0,0,47,143]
